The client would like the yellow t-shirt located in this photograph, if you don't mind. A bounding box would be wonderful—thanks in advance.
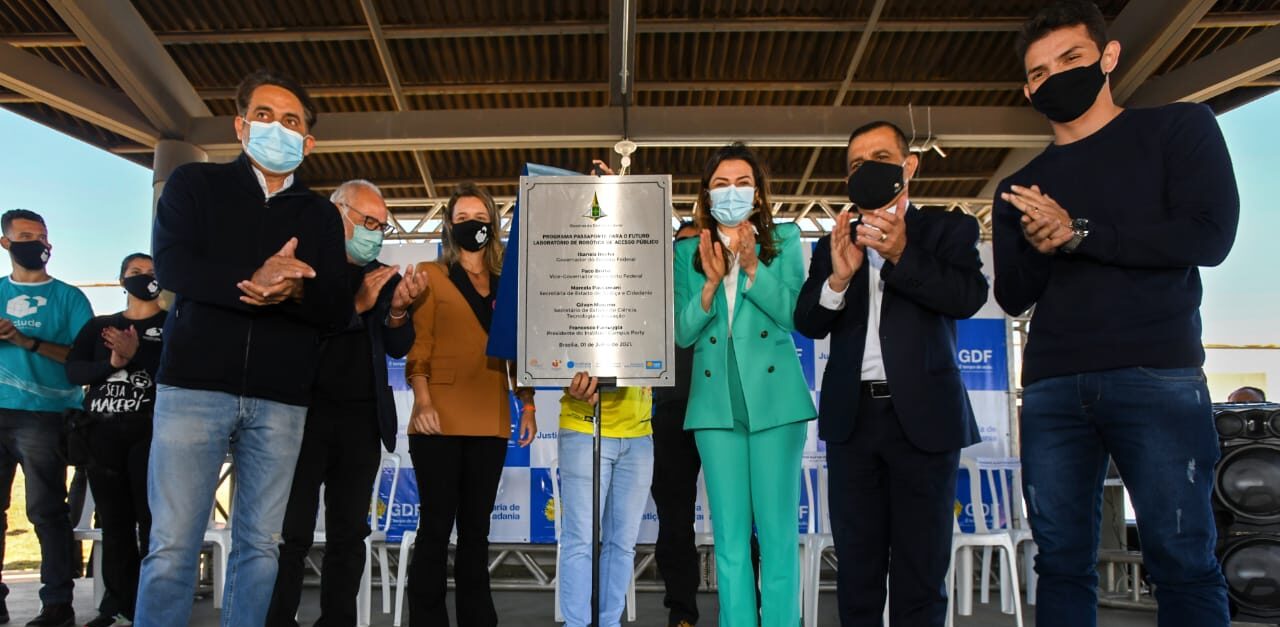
[559,387,653,438]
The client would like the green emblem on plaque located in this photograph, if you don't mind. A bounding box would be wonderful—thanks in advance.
[585,192,607,221]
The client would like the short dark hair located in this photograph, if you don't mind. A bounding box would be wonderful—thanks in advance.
[236,69,318,130]
[1237,386,1267,401]
[2,209,45,237]
[119,252,153,279]
[848,121,911,159]
[1017,1,1109,63]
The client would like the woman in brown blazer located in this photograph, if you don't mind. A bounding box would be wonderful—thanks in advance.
[404,183,535,626]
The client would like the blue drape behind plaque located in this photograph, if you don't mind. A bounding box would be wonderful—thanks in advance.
[486,163,581,360]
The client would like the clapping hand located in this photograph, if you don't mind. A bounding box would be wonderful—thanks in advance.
[390,264,429,315]
[1002,185,1073,254]
[828,211,865,291]
[856,208,907,264]
[239,238,315,306]
[103,325,138,368]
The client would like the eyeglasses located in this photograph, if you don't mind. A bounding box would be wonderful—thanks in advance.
[341,203,394,235]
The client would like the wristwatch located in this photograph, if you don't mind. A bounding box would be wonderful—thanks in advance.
[1060,218,1090,254]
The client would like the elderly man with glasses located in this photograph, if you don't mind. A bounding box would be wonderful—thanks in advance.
[266,179,427,627]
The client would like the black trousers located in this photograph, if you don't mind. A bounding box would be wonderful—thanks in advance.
[267,401,382,627]
[826,392,960,627]
[85,415,152,620]
[407,434,507,627]
[650,400,702,626]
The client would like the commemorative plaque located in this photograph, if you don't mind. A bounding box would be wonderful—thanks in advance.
[517,175,674,387]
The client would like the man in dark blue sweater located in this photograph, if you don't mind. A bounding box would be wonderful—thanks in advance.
[992,3,1239,627]
[135,70,353,627]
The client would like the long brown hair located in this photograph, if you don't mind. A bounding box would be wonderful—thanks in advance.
[437,182,505,275]
[692,142,780,275]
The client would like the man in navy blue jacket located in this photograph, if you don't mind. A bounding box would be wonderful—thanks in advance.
[136,70,354,627]
[267,179,427,627]
[993,3,1239,626]
[796,121,987,626]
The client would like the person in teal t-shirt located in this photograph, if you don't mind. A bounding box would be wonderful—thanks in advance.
[0,209,92,626]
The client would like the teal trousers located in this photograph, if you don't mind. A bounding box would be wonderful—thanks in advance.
[694,339,808,626]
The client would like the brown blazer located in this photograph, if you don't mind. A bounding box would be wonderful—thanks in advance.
[405,262,510,439]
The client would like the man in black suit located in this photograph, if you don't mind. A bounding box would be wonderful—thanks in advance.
[795,121,988,626]
[267,179,428,627]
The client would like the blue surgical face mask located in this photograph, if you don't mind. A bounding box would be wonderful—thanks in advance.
[243,119,306,174]
[343,210,384,265]
[708,186,756,226]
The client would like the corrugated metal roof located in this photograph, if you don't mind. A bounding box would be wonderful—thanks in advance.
[1,0,1275,220]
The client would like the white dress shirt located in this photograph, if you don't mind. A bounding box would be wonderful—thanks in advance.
[251,166,295,200]
[717,227,753,337]
[819,246,888,380]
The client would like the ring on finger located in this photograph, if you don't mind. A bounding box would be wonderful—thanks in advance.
[879,232,888,242]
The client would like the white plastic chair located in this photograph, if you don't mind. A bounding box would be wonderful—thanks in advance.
[204,514,231,609]
[975,460,1037,610]
[1010,466,1038,606]
[358,452,401,626]
[86,459,232,609]
[801,463,827,627]
[72,488,105,608]
[946,457,1024,627]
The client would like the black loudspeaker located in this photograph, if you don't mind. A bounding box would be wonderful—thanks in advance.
[1213,402,1280,623]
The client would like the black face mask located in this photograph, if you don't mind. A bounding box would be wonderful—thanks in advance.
[8,240,50,270]
[1030,60,1107,124]
[847,160,906,211]
[451,219,490,252]
[122,274,160,301]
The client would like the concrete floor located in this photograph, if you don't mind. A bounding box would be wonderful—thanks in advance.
[7,573,1260,627]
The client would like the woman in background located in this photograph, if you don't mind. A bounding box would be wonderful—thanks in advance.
[65,253,166,627]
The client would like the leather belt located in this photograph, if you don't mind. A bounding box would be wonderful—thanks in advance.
[862,380,891,399]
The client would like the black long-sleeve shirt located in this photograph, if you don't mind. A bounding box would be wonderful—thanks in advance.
[65,311,167,419]
[993,103,1239,385]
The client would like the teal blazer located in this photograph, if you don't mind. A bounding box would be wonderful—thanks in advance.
[674,222,816,432]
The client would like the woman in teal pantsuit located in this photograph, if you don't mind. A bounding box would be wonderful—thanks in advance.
[674,143,817,627]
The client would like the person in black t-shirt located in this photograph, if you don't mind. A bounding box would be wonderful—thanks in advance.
[65,253,167,627]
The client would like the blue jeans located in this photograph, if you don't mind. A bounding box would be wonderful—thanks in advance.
[0,409,73,604]
[558,430,654,627]
[1020,367,1229,627]
[134,386,307,627]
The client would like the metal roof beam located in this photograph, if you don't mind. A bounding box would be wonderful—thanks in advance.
[190,80,1025,100]
[357,0,436,197]
[1108,0,1217,104]
[5,13,1280,47]
[185,106,1053,153]
[0,42,159,145]
[795,0,887,196]
[1128,26,1280,107]
[46,0,209,137]
[308,172,995,191]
